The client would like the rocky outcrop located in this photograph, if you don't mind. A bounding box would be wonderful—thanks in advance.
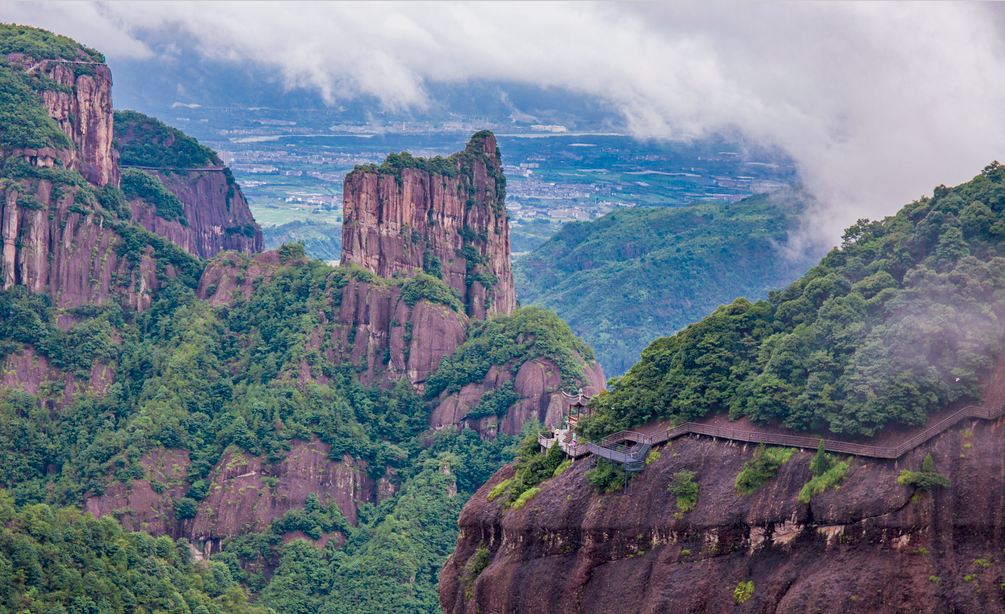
[130,169,263,259]
[341,132,516,318]
[1,180,164,311]
[431,357,606,436]
[6,53,119,187]
[441,416,1005,614]
[83,440,393,555]
[198,251,470,390]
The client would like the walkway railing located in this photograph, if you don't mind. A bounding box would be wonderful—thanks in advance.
[647,402,1005,459]
[584,430,651,469]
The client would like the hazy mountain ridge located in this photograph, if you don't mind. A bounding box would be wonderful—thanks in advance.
[515,187,823,376]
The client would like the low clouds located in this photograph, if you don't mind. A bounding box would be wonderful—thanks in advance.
[4,2,1005,244]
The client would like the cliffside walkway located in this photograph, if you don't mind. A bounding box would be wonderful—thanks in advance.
[583,431,651,471]
[121,164,226,172]
[641,401,1005,459]
[23,59,106,73]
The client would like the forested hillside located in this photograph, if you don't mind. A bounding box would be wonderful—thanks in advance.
[0,24,603,613]
[583,162,1005,439]
[514,187,823,376]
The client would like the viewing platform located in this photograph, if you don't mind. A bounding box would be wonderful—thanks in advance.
[583,431,651,471]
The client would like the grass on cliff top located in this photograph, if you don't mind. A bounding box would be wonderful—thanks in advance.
[0,23,104,62]
[114,109,221,169]
[581,162,1005,440]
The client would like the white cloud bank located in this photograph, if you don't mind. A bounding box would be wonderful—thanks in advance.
[4,1,1005,244]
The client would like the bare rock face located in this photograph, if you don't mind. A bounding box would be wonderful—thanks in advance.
[341,132,516,318]
[83,441,392,554]
[197,251,469,391]
[0,52,260,310]
[441,417,1005,614]
[431,356,606,436]
[1,181,163,310]
[6,53,119,187]
[130,169,263,259]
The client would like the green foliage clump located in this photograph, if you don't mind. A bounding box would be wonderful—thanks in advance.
[400,272,463,311]
[587,163,1005,438]
[505,432,565,504]
[735,446,795,495]
[809,440,832,477]
[797,461,848,504]
[0,492,264,614]
[797,440,848,504]
[462,545,492,597]
[0,24,104,62]
[487,478,512,502]
[121,167,188,224]
[734,581,755,604]
[584,457,628,493]
[175,496,199,520]
[898,453,951,492]
[552,458,572,478]
[0,59,73,152]
[114,109,220,169]
[510,487,540,510]
[426,306,595,399]
[668,470,698,512]
[466,380,522,420]
[271,493,349,540]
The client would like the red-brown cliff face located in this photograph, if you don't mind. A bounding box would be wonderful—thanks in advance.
[129,169,263,259]
[6,53,119,187]
[0,52,260,311]
[113,110,263,259]
[1,179,165,312]
[341,131,516,319]
[440,416,1005,614]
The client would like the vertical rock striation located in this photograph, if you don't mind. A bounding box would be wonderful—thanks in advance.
[6,52,120,187]
[341,131,516,319]
[129,168,263,259]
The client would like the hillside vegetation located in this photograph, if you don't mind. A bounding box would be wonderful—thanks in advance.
[515,187,822,375]
[262,220,341,262]
[0,248,591,612]
[583,163,1005,439]
[114,110,220,169]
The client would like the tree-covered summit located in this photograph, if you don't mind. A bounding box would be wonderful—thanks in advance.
[583,162,1005,439]
[0,23,104,62]
[115,109,222,169]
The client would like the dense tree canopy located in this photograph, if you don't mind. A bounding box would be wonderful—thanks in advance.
[583,163,1005,439]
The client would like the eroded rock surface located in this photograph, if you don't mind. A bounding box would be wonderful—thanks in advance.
[441,417,1005,614]
[341,132,516,318]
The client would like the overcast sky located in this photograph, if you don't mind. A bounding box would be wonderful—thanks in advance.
[4,2,1005,245]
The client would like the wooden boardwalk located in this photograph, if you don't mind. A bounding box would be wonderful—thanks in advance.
[121,165,226,172]
[624,401,1005,459]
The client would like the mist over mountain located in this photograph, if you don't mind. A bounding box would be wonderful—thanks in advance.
[6,2,1005,247]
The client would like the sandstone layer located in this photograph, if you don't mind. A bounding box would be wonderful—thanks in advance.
[341,132,516,318]
[441,417,1005,614]
[6,52,119,187]
[130,169,263,259]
